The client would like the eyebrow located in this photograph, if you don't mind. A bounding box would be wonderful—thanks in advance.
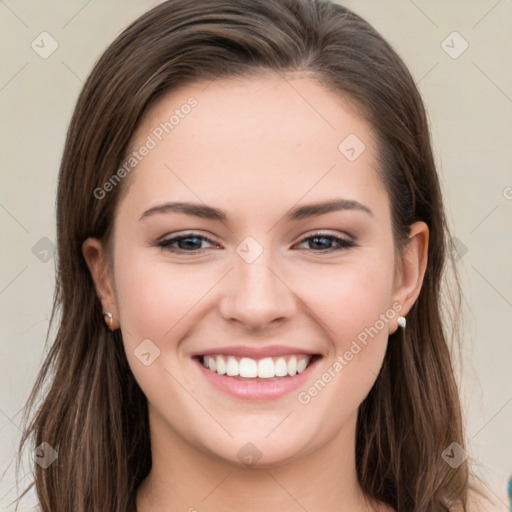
[139,198,373,222]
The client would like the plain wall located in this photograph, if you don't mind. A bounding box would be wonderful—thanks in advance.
[1,1,511,510]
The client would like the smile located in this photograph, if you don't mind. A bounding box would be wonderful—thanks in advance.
[193,349,322,400]
[201,354,313,379]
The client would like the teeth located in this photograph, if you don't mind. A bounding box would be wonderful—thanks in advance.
[257,357,274,378]
[216,355,227,375]
[239,357,258,378]
[287,357,297,376]
[202,355,312,378]
[296,358,308,373]
[274,357,288,377]
[226,356,239,376]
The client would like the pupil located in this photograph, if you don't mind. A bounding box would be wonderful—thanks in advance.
[312,236,330,249]
[180,237,201,249]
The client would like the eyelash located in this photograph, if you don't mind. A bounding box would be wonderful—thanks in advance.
[156,232,355,254]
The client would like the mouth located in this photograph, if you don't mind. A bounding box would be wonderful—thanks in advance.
[192,352,322,400]
[198,354,320,380]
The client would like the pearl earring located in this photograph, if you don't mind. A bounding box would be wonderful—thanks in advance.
[103,311,114,329]
[398,316,406,328]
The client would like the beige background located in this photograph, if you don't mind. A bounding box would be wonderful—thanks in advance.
[1,1,511,510]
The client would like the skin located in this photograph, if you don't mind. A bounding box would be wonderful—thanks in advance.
[83,72,428,512]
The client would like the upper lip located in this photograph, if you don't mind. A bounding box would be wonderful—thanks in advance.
[191,345,320,359]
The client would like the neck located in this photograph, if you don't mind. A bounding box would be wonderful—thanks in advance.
[136,405,381,512]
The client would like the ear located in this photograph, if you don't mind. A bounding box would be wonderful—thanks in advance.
[82,237,119,328]
[389,221,429,334]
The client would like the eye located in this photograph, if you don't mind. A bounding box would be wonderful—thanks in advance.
[294,233,355,252]
[155,232,355,254]
[156,233,218,253]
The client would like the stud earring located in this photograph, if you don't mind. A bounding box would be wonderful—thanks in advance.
[103,311,114,330]
[398,316,406,328]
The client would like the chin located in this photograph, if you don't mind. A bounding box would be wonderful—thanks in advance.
[199,430,318,469]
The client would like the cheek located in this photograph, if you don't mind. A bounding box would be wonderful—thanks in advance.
[113,249,205,341]
[293,255,395,404]
[112,251,205,410]
[297,258,395,342]
[333,275,393,350]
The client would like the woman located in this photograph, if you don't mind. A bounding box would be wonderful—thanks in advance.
[15,0,483,510]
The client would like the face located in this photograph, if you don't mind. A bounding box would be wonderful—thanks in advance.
[85,73,426,468]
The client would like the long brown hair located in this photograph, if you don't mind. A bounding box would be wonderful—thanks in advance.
[13,1,477,510]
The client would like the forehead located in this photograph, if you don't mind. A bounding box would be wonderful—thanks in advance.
[118,73,387,221]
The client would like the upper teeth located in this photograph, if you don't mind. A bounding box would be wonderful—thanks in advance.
[202,355,311,378]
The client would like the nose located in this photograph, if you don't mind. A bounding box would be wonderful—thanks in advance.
[219,247,297,332]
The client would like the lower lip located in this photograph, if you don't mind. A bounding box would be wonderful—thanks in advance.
[194,357,320,400]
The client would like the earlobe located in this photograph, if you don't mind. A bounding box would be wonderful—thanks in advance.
[390,221,429,332]
[82,237,119,327]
